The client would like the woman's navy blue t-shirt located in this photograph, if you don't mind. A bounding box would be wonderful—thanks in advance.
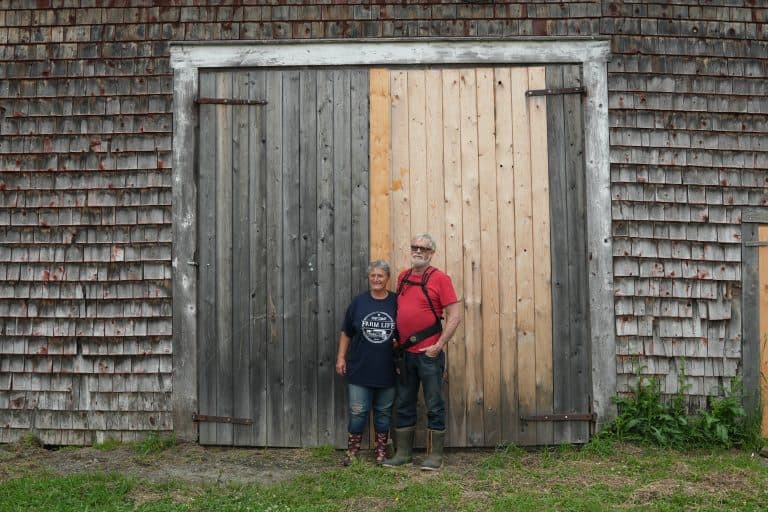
[341,291,397,388]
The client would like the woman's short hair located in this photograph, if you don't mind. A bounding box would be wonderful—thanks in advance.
[367,259,391,277]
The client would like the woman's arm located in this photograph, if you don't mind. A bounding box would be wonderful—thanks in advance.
[335,331,351,376]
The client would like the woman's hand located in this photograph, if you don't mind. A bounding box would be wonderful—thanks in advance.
[335,357,347,376]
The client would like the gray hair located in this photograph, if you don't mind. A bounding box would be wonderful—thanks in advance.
[367,259,391,276]
[411,233,436,251]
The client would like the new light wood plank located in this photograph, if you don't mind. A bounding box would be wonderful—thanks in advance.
[529,66,554,447]
[265,70,285,447]
[231,71,253,446]
[248,70,268,446]
[369,69,392,263]
[197,72,217,445]
[299,69,319,447]
[759,224,768,436]
[407,70,428,236]
[511,66,536,446]
[494,67,519,445]
[390,70,411,275]
[442,68,467,446]
[459,68,484,447]
[425,70,447,274]
[477,67,501,447]
[316,70,336,446]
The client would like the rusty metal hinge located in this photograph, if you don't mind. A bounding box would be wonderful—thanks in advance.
[526,86,586,97]
[195,97,268,106]
[520,413,596,422]
[192,413,254,425]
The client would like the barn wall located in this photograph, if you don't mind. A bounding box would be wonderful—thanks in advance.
[603,2,768,408]
[0,0,766,443]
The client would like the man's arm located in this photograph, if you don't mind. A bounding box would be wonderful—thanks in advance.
[421,301,462,357]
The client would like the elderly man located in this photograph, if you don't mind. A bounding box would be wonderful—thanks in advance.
[383,233,462,471]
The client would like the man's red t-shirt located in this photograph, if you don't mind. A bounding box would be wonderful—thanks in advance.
[396,267,459,353]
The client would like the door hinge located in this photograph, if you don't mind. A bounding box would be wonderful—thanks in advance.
[195,97,268,106]
[192,413,254,425]
[520,413,596,422]
[526,86,586,97]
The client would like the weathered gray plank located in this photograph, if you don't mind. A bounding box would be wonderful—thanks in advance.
[265,70,286,447]
[316,69,337,446]
[333,70,353,448]
[171,64,198,442]
[282,69,302,447]
[197,71,218,445]
[215,72,235,446]
[232,71,253,446]
[546,65,572,445]
[299,69,319,446]
[248,70,269,446]
[741,222,760,412]
[350,69,370,294]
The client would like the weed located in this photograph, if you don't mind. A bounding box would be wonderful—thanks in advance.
[309,444,336,462]
[93,438,122,451]
[603,370,766,451]
[15,432,42,450]
[132,432,176,455]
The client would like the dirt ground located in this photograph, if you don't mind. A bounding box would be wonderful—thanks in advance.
[0,441,488,486]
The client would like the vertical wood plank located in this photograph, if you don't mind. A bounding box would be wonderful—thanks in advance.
[529,67,554,446]
[248,70,268,446]
[369,69,391,263]
[546,65,573,444]
[511,66,536,446]
[299,69,319,446]
[425,70,446,273]
[442,69,467,446]
[563,64,590,443]
[333,70,354,447]
[390,71,411,275]
[350,69,370,295]
[477,67,501,447]
[282,70,302,447]
[494,67,519,445]
[407,70,428,235]
[197,71,217,445]
[759,225,768,436]
[459,68,484,447]
[215,72,234,445]
[265,70,285,447]
[231,71,253,446]
[316,69,336,446]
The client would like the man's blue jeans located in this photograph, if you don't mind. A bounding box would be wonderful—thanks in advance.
[347,383,396,434]
[394,351,446,431]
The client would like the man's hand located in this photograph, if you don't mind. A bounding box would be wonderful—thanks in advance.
[419,343,443,358]
[335,357,346,376]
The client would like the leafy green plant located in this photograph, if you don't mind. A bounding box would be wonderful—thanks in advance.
[603,368,766,451]
[132,432,176,455]
[93,437,122,451]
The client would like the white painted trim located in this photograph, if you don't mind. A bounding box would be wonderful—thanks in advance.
[171,38,616,439]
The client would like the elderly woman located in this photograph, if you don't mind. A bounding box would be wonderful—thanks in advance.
[335,260,397,465]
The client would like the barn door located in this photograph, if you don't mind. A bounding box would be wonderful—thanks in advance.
[196,69,370,447]
[370,65,591,447]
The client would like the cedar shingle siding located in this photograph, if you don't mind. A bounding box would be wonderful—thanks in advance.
[0,1,766,444]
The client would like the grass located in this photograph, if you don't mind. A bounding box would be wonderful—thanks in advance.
[1,442,767,511]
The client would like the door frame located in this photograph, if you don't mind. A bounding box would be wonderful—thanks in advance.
[170,39,614,441]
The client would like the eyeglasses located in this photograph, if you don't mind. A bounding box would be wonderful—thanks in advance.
[410,245,433,253]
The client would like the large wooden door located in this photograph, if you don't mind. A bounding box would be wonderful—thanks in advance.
[196,69,369,447]
[370,65,591,447]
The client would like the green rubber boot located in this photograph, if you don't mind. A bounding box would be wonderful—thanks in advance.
[382,426,415,467]
[420,429,446,471]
